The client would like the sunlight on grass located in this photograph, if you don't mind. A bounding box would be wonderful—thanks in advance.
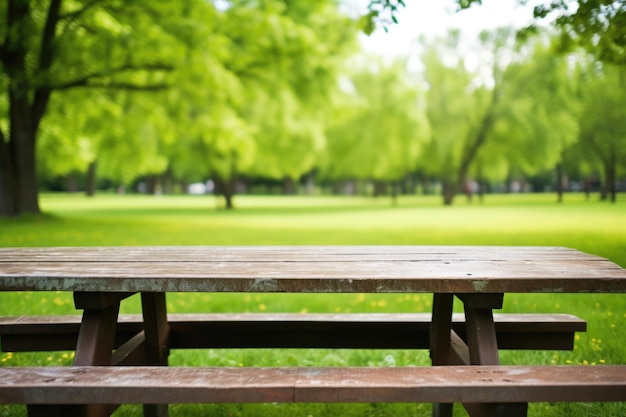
[2,192,623,265]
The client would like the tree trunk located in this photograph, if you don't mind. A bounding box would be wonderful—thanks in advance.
[283,177,294,194]
[391,181,398,206]
[444,85,498,207]
[66,175,76,193]
[555,163,564,203]
[597,151,617,203]
[605,157,617,203]
[215,177,235,209]
[162,167,174,194]
[0,135,18,216]
[0,115,41,216]
[477,179,486,203]
[0,0,61,217]
[16,128,40,215]
[86,162,97,197]
[373,180,386,197]
[223,192,234,209]
[222,181,234,209]
[442,180,455,206]
[146,175,158,195]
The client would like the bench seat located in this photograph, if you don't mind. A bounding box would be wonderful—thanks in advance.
[0,365,624,405]
[0,313,586,352]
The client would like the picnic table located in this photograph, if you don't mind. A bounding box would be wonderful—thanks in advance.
[0,246,625,417]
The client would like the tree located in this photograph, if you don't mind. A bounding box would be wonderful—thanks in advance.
[38,87,174,195]
[532,0,626,66]
[420,30,510,205]
[238,0,359,200]
[0,0,195,217]
[162,0,358,209]
[576,61,626,202]
[421,29,579,205]
[490,35,579,202]
[322,56,430,200]
[36,89,101,190]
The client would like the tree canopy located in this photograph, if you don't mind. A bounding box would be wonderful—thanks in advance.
[1,0,625,216]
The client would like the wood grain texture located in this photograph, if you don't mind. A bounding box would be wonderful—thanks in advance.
[0,313,586,352]
[1,366,624,404]
[1,246,625,293]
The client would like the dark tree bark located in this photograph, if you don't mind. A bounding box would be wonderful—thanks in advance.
[601,154,617,203]
[0,0,62,216]
[442,180,456,206]
[555,162,564,203]
[1,0,174,217]
[215,177,236,209]
[85,162,97,197]
[439,86,498,206]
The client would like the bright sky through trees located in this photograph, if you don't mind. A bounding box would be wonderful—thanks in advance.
[348,0,542,63]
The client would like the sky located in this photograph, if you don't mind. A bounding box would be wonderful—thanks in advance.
[345,0,541,60]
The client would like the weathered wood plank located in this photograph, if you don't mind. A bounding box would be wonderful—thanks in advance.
[0,245,608,262]
[1,264,625,293]
[0,366,624,404]
[1,246,624,294]
[0,246,618,267]
[0,312,589,328]
[0,313,586,352]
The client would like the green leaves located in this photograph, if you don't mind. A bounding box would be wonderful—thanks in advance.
[7,0,625,210]
[362,0,406,34]
[537,0,626,66]
[575,60,626,200]
[323,57,429,182]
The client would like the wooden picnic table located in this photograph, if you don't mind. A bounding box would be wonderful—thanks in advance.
[0,245,625,417]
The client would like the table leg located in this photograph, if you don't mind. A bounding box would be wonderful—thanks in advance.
[141,292,171,417]
[27,293,128,417]
[430,293,454,417]
[75,294,126,417]
[459,294,528,417]
[463,304,500,366]
[73,303,121,366]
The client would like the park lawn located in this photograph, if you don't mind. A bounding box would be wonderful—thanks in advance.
[0,192,625,417]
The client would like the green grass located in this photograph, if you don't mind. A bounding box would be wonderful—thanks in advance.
[1,192,625,417]
[3,192,625,266]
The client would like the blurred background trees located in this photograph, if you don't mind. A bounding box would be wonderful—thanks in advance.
[1,0,625,216]
[321,56,429,202]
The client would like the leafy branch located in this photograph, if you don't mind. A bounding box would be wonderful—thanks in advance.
[50,63,174,91]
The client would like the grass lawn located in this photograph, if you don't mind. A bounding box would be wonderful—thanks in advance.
[1,192,625,417]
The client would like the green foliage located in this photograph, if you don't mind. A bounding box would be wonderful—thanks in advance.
[491,36,580,177]
[235,0,359,182]
[0,0,211,215]
[0,193,624,266]
[420,30,504,202]
[361,0,406,34]
[535,0,626,66]
[574,59,626,200]
[151,0,360,195]
[32,1,185,91]
[4,0,626,215]
[38,88,172,184]
[420,29,587,203]
[322,57,429,181]
[18,0,361,197]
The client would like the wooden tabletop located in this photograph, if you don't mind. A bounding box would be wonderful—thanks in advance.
[0,246,625,294]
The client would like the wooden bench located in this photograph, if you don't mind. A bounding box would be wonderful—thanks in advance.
[0,313,586,354]
[1,365,624,406]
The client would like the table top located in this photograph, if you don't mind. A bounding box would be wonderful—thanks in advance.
[0,246,625,294]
